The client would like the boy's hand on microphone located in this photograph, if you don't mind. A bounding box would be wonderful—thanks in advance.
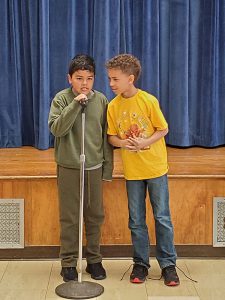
[74,94,88,105]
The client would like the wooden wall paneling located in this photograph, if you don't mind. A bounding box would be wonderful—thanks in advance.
[169,179,208,244]
[0,147,225,249]
[12,180,32,245]
[102,180,156,245]
[200,178,225,244]
[0,180,32,245]
[0,181,4,197]
[169,178,225,245]
[0,177,225,247]
[30,179,60,245]
[102,180,131,244]
[1,181,13,198]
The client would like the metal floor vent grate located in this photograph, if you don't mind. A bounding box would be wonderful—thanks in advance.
[213,197,225,247]
[0,199,24,248]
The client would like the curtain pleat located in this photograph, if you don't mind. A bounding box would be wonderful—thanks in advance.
[0,0,224,149]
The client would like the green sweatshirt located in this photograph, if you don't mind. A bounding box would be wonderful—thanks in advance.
[48,88,113,180]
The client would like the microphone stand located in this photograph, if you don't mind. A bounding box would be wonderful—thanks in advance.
[55,102,104,299]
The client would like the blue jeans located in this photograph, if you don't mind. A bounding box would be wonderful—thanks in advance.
[126,174,177,269]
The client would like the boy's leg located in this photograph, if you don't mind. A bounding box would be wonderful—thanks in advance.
[126,180,150,269]
[84,168,106,280]
[84,168,104,264]
[147,174,177,269]
[57,166,79,267]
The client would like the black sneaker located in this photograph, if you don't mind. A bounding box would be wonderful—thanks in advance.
[130,264,148,283]
[162,265,180,286]
[86,262,106,280]
[60,267,78,282]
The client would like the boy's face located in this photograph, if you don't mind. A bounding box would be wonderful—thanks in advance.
[108,69,134,96]
[68,70,94,95]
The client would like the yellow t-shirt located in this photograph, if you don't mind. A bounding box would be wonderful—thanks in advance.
[107,89,168,180]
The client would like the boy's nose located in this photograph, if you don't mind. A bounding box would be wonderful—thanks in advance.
[82,79,87,85]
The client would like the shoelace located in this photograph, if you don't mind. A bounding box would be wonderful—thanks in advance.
[148,265,198,283]
[176,265,198,283]
[120,263,198,283]
[120,263,133,281]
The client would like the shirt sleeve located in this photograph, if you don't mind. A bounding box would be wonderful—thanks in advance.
[149,97,168,130]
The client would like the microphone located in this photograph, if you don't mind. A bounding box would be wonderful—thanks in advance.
[79,98,89,107]
[77,97,89,112]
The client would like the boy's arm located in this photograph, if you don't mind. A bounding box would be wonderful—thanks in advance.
[102,124,114,181]
[101,100,113,181]
[48,95,82,137]
[108,135,131,148]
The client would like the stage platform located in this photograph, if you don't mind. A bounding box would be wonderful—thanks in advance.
[0,146,225,178]
[0,146,225,258]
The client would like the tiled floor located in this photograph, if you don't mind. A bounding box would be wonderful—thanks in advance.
[0,258,224,300]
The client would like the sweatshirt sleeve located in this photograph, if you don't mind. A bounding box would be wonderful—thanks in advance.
[48,94,82,137]
[102,102,114,180]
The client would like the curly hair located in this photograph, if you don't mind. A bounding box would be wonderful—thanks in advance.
[106,54,141,82]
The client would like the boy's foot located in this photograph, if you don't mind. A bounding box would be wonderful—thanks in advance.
[162,265,180,286]
[86,262,106,280]
[130,264,148,283]
[60,267,78,282]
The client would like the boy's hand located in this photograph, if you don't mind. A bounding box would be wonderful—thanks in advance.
[121,139,133,149]
[74,94,88,105]
[126,137,150,151]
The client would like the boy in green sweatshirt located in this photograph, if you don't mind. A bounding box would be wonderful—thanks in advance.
[48,54,113,282]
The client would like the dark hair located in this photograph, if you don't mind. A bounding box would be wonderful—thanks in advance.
[106,54,141,82]
[68,54,95,76]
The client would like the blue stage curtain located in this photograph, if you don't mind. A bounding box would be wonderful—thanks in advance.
[0,0,224,149]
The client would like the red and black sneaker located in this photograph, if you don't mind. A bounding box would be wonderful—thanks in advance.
[162,265,180,286]
[130,264,148,283]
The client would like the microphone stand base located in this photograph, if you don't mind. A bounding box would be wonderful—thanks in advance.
[55,280,104,299]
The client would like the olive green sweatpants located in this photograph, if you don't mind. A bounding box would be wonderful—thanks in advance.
[57,165,104,267]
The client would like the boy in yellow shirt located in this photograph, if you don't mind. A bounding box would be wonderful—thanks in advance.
[106,54,179,286]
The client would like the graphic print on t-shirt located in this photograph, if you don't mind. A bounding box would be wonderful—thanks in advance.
[117,110,150,139]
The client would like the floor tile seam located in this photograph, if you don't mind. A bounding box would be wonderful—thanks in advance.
[45,262,54,300]
[0,261,9,283]
[183,260,200,298]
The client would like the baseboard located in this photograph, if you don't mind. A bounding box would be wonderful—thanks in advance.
[0,245,224,260]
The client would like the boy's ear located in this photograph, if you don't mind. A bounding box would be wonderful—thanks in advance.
[67,74,72,84]
[129,74,135,84]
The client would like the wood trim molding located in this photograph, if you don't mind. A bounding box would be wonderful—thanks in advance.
[1,174,225,180]
[0,245,224,260]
